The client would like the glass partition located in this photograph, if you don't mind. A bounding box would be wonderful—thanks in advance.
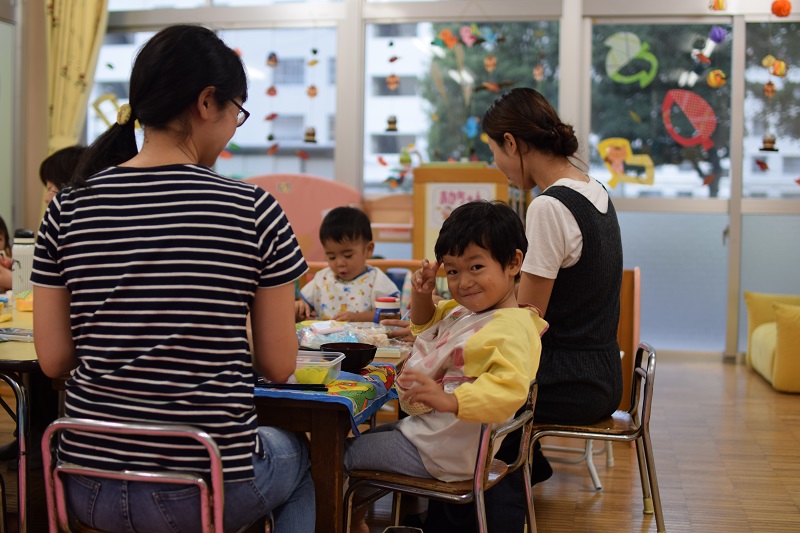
[363,20,558,194]
[742,22,800,199]
[89,27,337,180]
[590,23,733,199]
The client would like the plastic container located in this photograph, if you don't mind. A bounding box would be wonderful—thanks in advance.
[294,350,345,385]
[373,296,401,323]
[11,229,35,306]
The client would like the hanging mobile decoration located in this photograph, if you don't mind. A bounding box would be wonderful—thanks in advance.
[304,44,319,146]
[533,63,545,82]
[266,86,277,96]
[708,0,726,10]
[708,26,728,44]
[267,52,278,67]
[770,60,788,76]
[483,54,497,73]
[706,69,727,88]
[760,133,778,152]
[386,115,398,132]
[764,81,776,98]
[771,0,792,17]
[386,74,400,90]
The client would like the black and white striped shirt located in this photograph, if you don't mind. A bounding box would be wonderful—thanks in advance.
[32,164,307,481]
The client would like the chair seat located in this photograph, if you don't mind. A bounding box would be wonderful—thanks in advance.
[532,410,637,437]
[348,459,509,496]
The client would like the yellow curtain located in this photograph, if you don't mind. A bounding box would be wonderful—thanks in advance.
[46,0,108,154]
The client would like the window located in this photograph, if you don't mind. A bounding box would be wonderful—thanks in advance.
[274,58,305,85]
[374,24,418,38]
[363,21,559,192]
[328,57,336,85]
[590,23,733,199]
[108,0,203,10]
[371,76,417,96]
[372,134,417,154]
[742,22,800,199]
[271,115,304,140]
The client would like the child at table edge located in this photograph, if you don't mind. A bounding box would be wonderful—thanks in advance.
[295,206,399,322]
[344,200,547,532]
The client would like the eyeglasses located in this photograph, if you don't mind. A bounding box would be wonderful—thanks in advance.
[228,98,250,127]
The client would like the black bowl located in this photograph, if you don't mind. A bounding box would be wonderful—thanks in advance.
[320,342,377,373]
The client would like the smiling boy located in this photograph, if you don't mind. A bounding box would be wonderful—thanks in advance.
[344,200,547,532]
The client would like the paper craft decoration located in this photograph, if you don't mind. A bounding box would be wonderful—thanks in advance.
[770,60,788,76]
[533,64,544,81]
[762,54,776,68]
[764,81,776,98]
[267,143,279,155]
[661,89,717,150]
[266,86,277,96]
[709,0,726,10]
[760,133,778,152]
[304,127,317,143]
[772,0,792,17]
[267,52,278,67]
[459,25,477,47]
[706,69,727,88]
[709,26,728,44]
[596,138,655,188]
[307,85,318,98]
[483,55,497,73]
[386,116,398,132]
[604,32,658,88]
[264,113,278,121]
[386,74,399,90]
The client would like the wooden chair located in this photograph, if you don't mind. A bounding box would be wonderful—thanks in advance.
[529,343,665,533]
[344,381,538,533]
[41,418,238,533]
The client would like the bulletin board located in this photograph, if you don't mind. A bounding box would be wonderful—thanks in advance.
[413,164,509,260]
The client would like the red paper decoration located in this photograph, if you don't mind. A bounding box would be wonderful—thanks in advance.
[771,0,792,17]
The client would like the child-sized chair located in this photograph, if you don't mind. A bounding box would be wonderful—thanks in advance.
[529,343,664,533]
[344,381,538,533]
[41,418,263,533]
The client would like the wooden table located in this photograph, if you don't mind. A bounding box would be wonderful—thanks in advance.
[254,384,394,533]
[0,309,38,533]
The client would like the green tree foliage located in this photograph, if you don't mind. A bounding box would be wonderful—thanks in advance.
[420,21,560,163]
[591,24,733,197]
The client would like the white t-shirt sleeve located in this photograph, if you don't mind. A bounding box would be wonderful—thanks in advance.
[521,178,609,278]
[522,196,581,279]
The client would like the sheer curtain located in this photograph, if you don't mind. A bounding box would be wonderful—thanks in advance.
[46,0,108,153]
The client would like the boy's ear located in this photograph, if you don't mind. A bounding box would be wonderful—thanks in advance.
[366,241,375,257]
[508,249,524,275]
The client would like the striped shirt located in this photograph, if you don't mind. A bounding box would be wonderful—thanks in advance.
[31,164,307,481]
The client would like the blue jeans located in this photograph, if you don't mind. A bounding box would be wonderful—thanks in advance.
[64,426,315,533]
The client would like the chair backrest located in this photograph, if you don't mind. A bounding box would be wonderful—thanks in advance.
[476,380,538,490]
[244,173,363,261]
[627,343,657,429]
[617,267,641,411]
[41,418,225,533]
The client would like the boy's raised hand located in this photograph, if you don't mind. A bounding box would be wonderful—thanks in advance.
[397,368,458,414]
[411,259,440,295]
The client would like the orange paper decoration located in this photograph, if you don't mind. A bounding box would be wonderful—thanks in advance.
[771,0,792,17]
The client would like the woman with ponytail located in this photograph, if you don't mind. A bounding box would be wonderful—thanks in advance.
[32,25,314,532]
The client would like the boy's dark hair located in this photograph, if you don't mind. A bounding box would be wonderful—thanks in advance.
[434,200,527,275]
[74,25,247,184]
[39,146,87,189]
[319,206,373,244]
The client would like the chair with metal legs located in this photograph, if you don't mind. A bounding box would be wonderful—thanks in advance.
[344,381,538,533]
[41,418,230,533]
[529,343,665,533]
